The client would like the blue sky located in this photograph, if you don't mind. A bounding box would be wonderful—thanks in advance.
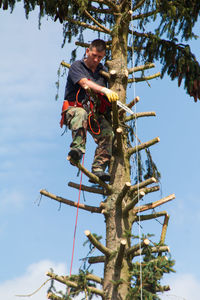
[0,5,200,300]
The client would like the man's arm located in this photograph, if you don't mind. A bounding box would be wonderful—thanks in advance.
[78,78,119,102]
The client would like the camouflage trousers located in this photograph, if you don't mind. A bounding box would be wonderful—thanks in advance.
[64,106,114,172]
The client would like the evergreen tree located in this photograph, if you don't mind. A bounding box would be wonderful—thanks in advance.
[2,1,199,299]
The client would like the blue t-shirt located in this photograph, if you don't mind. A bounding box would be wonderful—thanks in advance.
[64,58,107,102]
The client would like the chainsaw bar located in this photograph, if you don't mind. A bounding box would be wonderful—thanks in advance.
[116,100,134,115]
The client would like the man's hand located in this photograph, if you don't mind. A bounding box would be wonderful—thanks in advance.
[101,87,119,102]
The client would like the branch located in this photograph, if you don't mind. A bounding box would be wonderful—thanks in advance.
[128,72,161,83]
[116,182,131,206]
[125,111,156,122]
[129,177,157,195]
[127,137,160,158]
[160,214,170,244]
[64,17,106,33]
[115,239,127,270]
[132,0,146,12]
[134,211,167,222]
[40,189,102,214]
[133,194,176,213]
[83,9,111,34]
[123,191,145,215]
[91,0,120,11]
[126,239,150,256]
[133,245,170,257]
[67,159,112,193]
[47,293,63,300]
[132,9,159,21]
[140,185,160,195]
[84,230,112,256]
[47,271,103,285]
[128,63,155,74]
[47,272,104,297]
[89,5,113,14]
[68,181,108,195]
[88,255,105,264]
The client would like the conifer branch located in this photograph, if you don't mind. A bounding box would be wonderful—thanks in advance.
[126,239,150,256]
[83,9,111,34]
[115,239,127,270]
[140,185,160,195]
[85,230,112,256]
[116,182,131,206]
[61,61,70,69]
[40,189,102,214]
[134,211,167,222]
[67,159,112,193]
[132,0,146,12]
[47,293,62,300]
[91,0,120,11]
[133,245,170,257]
[47,271,103,285]
[47,272,104,297]
[68,181,108,195]
[129,177,157,195]
[64,17,106,33]
[160,214,170,244]
[123,191,145,216]
[128,63,155,74]
[125,111,156,122]
[127,137,160,158]
[132,9,159,20]
[128,72,161,83]
[133,194,175,213]
[89,5,113,14]
[88,255,105,264]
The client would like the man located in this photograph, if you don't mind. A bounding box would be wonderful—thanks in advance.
[60,39,119,182]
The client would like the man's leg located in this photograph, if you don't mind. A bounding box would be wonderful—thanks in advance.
[65,107,88,160]
[90,115,113,180]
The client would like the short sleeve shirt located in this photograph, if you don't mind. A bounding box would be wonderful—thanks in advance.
[64,58,107,102]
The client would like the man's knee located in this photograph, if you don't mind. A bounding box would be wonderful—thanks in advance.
[66,107,88,130]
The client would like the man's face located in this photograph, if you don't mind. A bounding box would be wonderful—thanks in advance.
[85,47,105,69]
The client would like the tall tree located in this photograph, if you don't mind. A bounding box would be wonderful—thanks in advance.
[2,0,199,299]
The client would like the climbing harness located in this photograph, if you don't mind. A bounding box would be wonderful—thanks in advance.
[60,86,112,135]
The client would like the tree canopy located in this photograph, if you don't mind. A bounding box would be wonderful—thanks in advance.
[1,0,200,101]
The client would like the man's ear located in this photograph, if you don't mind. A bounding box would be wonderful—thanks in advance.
[85,48,90,56]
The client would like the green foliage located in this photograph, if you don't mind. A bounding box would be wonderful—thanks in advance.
[1,0,200,101]
[127,245,175,300]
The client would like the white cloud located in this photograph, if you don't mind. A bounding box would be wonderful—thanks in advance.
[0,260,66,300]
[0,260,93,300]
[160,273,200,300]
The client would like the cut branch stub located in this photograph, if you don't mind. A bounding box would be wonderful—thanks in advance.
[127,137,160,158]
[68,181,107,195]
[84,230,112,256]
[134,193,175,213]
[115,239,127,270]
[116,182,131,206]
[40,189,102,214]
[88,255,105,264]
[123,191,145,215]
[126,238,150,256]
